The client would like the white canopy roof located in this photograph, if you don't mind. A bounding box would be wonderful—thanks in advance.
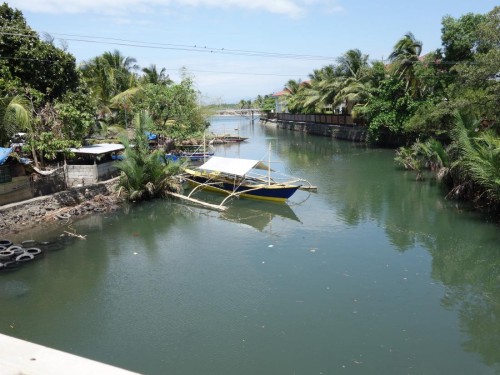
[198,156,269,176]
[69,143,124,155]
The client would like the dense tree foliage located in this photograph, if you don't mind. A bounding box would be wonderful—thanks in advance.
[261,6,499,211]
[252,95,275,112]
[0,2,206,164]
[393,7,499,211]
[0,3,80,101]
[0,2,96,164]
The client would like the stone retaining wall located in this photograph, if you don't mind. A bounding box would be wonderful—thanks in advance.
[0,178,119,236]
[0,176,33,206]
[271,120,368,142]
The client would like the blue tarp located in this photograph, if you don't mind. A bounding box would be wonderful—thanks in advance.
[0,147,13,165]
[145,132,157,141]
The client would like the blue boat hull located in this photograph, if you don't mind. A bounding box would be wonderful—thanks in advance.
[187,175,299,202]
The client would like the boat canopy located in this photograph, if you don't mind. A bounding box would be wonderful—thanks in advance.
[198,156,270,177]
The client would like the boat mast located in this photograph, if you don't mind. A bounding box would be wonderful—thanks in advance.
[268,143,271,186]
[203,131,206,163]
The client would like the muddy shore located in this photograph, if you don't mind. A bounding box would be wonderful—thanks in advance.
[0,178,123,238]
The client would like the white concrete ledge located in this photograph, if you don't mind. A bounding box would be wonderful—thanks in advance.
[0,333,141,375]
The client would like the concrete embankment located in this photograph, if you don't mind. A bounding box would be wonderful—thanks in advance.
[262,119,368,142]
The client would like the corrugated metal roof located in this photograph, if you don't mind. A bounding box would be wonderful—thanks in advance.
[69,143,124,155]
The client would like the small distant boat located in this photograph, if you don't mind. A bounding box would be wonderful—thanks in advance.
[210,134,248,144]
[168,150,316,211]
[165,144,214,162]
[165,150,214,162]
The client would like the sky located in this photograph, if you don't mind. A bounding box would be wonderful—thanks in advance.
[5,0,499,104]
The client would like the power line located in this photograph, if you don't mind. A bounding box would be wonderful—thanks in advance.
[0,55,307,77]
[0,30,476,66]
[0,30,340,61]
[0,29,479,74]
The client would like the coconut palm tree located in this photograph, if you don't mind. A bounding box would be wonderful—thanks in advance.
[80,50,139,116]
[0,95,46,167]
[337,49,370,79]
[388,32,423,96]
[0,95,32,146]
[142,64,172,86]
[334,79,373,120]
[283,79,304,113]
[331,49,372,115]
[100,50,139,91]
[305,65,342,112]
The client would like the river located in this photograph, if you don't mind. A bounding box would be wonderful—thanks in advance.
[1,116,499,374]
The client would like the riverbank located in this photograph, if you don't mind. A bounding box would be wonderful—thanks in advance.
[0,178,122,238]
[261,118,368,142]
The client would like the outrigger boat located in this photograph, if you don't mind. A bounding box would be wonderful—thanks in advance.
[210,134,248,144]
[168,153,316,211]
[165,144,215,163]
[165,150,215,162]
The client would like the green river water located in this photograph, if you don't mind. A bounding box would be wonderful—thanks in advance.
[1,116,499,374]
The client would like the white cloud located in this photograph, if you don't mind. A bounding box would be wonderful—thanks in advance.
[9,0,342,18]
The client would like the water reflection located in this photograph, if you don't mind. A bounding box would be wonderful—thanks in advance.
[221,200,301,232]
[262,123,500,369]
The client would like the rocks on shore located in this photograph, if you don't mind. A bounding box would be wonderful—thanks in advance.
[0,179,122,237]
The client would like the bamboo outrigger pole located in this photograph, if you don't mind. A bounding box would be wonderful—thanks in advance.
[166,191,228,211]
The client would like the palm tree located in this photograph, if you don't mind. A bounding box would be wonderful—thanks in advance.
[395,138,449,180]
[283,79,302,113]
[449,112,500,202]
[142,64,172,86]
[101,50,139,91]
[337,49,370,79]
[331,49,372,115]
[116,111,182,201]
[80,50,139,116]
[110,87,142,129]
[388,32,423,96]
[305,65,341,112]
[334,79,373,120]
[0,95,32,146]
[238,99,251,109]
[0,95,46,167]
